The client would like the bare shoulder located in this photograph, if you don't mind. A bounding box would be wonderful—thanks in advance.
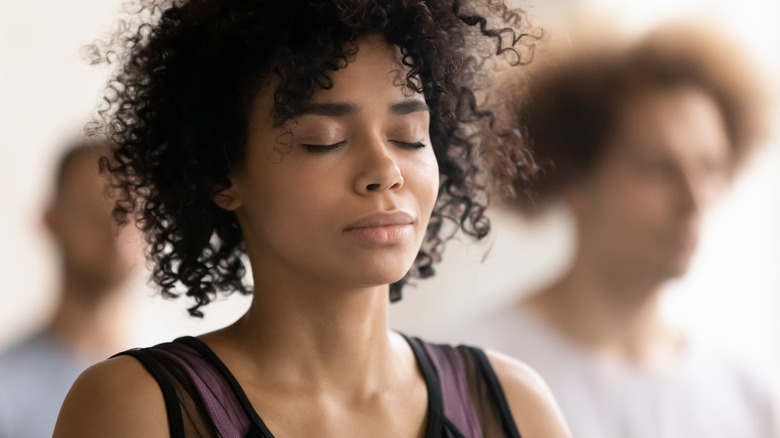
[485,350,572,438]
[53,354,168,438]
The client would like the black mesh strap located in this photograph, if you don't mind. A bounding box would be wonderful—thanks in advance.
[113,349,185,438]
[467,347,523,438]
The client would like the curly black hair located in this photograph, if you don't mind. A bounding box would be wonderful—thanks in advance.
[89,0,542,316]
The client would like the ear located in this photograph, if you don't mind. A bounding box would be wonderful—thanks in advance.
[43,204,58,233]
[211,181,243,211]
[42,203,67,246]
[559,181,589,216]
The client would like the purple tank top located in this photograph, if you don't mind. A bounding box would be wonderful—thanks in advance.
[117,335,522,438]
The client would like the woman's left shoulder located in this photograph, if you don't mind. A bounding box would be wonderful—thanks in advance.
[484,349,572,438]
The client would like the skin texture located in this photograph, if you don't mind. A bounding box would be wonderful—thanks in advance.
[54,36,570,438]
[529,87,731,366]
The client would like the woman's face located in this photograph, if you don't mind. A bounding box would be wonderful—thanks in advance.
[223,34,439,291]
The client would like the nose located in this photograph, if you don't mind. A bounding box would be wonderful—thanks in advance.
[677,170,721,217]
[354,137,404,195]
[355,137,404,195]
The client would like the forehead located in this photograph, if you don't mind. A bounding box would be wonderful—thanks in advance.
[250,35,425,128]
[57,150,109,201]
[310,35,418,103]
[608,87,730,160]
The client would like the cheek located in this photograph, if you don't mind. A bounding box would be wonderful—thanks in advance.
[581,179,654,231]
[600,183,676,239]
[64,218,112,248]
[616,184,658,211]
[410,151,440,213]
[283,163,345,218]
[249,166,338,240]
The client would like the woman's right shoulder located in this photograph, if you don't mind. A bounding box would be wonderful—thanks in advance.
[53,354,169,438]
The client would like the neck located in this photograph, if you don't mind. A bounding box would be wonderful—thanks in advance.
[214,267,406,396]
[46,273,129,359]
[527,253,684,368]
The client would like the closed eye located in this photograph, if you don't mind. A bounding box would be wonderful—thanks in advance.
[391,140,427,150]
[302,141,346,153]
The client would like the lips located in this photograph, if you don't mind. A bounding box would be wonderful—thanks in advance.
[344,211,415,230]
[344,211,415,245]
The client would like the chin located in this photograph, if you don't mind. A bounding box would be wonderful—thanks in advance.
[361,271,411,289]
[653,259,693,282]
[345,265,412,290]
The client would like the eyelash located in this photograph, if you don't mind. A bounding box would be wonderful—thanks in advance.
[302,140,427,153]
[392,141,427,150]
[302,141,346,153]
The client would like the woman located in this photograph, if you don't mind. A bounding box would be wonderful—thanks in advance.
[54,1,570,436]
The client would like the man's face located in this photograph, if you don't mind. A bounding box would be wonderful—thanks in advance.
[48,149,140,294]
[567,87,731,282]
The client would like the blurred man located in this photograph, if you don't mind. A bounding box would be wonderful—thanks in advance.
[450,24,778,437]
[0,140,140,438]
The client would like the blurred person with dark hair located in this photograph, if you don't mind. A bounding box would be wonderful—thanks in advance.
[0,140,140,438]
[447,23,779,438]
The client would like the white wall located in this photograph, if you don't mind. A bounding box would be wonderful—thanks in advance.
[1,1,128,345]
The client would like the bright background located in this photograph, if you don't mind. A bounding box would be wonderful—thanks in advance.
[1,0,778,378]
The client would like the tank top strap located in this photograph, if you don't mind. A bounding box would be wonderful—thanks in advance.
[463,346,523,438]
[407,336,484,437]
[114,337,270,438]
[403,335,522,438]
[114,346,186,438]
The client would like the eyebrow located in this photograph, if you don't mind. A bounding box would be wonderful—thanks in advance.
[299,99,430,118]
[389,99,430,115]
[299,102,358,117]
